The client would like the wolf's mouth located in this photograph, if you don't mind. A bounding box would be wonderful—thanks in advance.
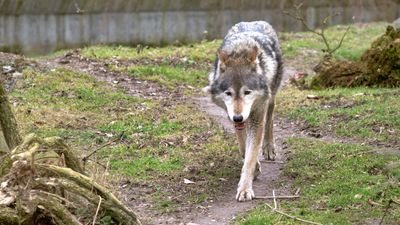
[234,122,246,130]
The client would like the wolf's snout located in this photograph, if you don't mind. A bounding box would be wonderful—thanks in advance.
[233,115,244,122]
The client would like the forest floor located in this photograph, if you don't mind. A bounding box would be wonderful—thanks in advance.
[1,22,399,224]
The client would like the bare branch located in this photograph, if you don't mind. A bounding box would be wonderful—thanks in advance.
[254,195,300,200]
[93,196,103,225]
[330,25,351,54]
[263,202,323,225]
[379,199,393,225]
[82,132,124,164]
[273,190,278,210]
[283,3,351,56]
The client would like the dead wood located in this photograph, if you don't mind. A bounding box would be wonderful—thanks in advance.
[0,83,21,150]
[0,134,141,225]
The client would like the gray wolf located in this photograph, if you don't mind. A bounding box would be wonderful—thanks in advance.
[204,21,283,201]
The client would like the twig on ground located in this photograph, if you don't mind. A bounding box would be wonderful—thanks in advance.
[254,195,300,200]
[101,158,111,182]
[82,132,124,163]
[264,202,323,225]
[346,149,378,157]
[92,196,103,225]
[273,190,278,210]
[261,160,285,164]
[84,158,108,169]
[379,199,393,225]
[31,190,77,208]
[295,188,301,196]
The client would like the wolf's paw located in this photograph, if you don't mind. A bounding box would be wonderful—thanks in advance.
[263,143,276,161]
[253,161,261,180]
[266,150,276,161]
[236,187,255,202]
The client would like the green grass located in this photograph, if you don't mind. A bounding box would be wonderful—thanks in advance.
[81,40,220,62]
[110,155,182,180]
[126,65,208,88]
[10,68,143,150]
[235,138,400,225]
[276,86,400,143]
[280,22,387,60]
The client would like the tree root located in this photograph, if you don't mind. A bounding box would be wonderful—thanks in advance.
[0,134,141,225]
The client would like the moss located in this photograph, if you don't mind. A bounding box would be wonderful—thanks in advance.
[0,154,12,178]
[0,208,19,225]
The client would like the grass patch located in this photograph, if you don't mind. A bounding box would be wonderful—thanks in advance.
[236,138,400,224]
[276,86,400,143]
[96,103,241,183]
[126,65,208,88]
[110,155,182,180]
[10,67,144,150]
[81,40,220,63]
[280,22,387,60]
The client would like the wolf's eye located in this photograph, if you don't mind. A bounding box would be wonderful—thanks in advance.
[225,91,232,96]
[244,90,252,95]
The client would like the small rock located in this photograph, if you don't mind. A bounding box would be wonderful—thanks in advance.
[354,194,363,199]
[11,72,22,81]
[353,93,365,97]
[183,178,195,184]
[2,65,15,74]
[306,95,321,100]
[58,59,70,64]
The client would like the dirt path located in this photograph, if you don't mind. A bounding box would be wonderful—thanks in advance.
[188,99,297,224]
[188,74,298,224]
[39,51,301,225]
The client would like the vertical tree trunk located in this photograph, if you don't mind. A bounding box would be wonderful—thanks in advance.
[0,130,8,152]
[0,83,21,150]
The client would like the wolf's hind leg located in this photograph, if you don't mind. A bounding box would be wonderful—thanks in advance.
[253,160,261,180]
[262,97,276,161]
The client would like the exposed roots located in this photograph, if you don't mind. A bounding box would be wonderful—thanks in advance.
[0,133,141,225]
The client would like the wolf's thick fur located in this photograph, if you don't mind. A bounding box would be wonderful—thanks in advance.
[205,21,283,201]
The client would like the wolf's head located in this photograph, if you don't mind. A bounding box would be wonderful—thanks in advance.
[205,45,271,129]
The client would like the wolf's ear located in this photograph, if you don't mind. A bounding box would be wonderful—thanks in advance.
[217,49,228,72]
[247,46,258,63]
[217,49,228,64]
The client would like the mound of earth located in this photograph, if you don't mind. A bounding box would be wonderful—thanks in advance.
[311,26,400,88]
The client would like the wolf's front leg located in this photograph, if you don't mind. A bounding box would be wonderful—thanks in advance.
[263,97,276,161]
[236,119,265,201]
